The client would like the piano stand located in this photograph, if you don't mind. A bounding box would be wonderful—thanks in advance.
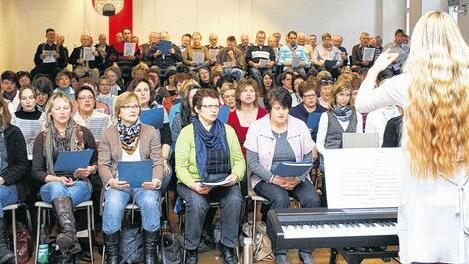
[336,248,399,264]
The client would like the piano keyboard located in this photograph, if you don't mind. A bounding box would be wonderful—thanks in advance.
[281,220,398,239]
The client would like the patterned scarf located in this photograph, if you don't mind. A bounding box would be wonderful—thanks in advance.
[116,118,141,155]
[331,104,353,122]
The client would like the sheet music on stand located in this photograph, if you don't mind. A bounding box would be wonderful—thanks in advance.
[87,116,109,140]
[324,147,407,209]
[15,119,43,160]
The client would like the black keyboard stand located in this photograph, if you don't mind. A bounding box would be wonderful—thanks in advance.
[334,248,399,264]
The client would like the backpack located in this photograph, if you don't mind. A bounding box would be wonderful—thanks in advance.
[12,222,32,264]
[241,221,274,262]
[120,228,143,264]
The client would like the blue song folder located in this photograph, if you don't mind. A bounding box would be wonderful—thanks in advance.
[307,112,322,131]
[217,105,230,123]
[117,160,153,188]
[141,108,164,129]
[159,40,172,55]
[272,161,312,177]
[54,149,93,173]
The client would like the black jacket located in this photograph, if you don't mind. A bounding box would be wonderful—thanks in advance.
[2,125,29,201]
[69,46,104,69]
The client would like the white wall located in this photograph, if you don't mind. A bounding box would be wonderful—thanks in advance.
[1,0,107,72]
[134,0,406,53]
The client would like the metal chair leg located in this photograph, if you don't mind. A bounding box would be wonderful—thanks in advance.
[12,209,18,264]
[87,205,94,264]
[34,207,41,261]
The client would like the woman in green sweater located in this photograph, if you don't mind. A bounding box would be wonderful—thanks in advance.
[175,88,245,264]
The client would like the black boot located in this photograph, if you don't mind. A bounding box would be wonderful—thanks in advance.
[144,229,158,264]
[185,249,198,264]
[0,218,14,264]
[104,231,120,264]
[218,241,237,264]
[53,197,78,251]
[59,248,75,264]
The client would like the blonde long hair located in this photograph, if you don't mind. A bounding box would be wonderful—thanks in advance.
[403,11,469,178]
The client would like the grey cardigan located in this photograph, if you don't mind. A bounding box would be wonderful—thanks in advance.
[98,124,164,186]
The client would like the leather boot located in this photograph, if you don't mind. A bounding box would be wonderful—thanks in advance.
[59,248,75,264]
[53,197,78,251]
[0,218,14,264]
[185,249,198,264]
[218,241,237,264]
[104,231,120,264]
[143,229,158,264]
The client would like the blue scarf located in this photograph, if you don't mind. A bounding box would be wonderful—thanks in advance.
[331,104,353,122]
[193,117,229,182]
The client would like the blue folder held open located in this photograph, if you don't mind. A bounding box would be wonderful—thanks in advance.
[307,112,322,131]
[159,40,172,55]
[217,105,230,123]
[117,160,153,188]
[54,149,94,173]
[141,108,164,129]
[272,161,313,177]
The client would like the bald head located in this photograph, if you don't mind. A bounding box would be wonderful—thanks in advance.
[331,35,342,47]
[209,33,218,46]
[297,32,306,45]
[240,34,249,46]
[80,34,92,47]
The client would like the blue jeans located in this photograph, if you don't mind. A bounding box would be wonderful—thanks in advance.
[103,188,160,234]
[0,185,18,219]
[39,180,91,206]
[223,68,245,81]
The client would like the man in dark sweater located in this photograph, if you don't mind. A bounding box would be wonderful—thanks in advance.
[69,34,103,84]
[94,34,118,73]
[31,28,68,80]
[351,32,374,70]
[245,30,276,86]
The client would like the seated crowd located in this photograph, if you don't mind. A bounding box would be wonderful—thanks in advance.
[0,26,408,264]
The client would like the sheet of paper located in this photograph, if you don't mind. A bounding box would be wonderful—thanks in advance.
[83,47,95,61]
[193,52,205,64]
[124,42,136,56]
[223,61,236,68]
[87,116,109,140]
[324,147,406,209]
[258,59,270,68]
[42,50,56,63]
[291,56,301,68]
[200,178,231,186]
[362,47,376,61]
[15,119,43,160]
[209,49,219,62]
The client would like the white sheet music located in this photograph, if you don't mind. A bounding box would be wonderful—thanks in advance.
[87,116,109,140]
[83,47,95,61]
[123,43,136,56]
[193,52,205,64]
[15,119,43,160]
[362,47,376,61]
[324,147,406,209]
[42,50,56,63]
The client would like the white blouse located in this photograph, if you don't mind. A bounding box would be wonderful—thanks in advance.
[355,73,469,264]
[315,111,363,155]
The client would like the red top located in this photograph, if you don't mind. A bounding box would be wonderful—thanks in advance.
[227,107,268,158]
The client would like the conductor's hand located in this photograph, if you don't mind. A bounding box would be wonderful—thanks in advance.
[142,178,161,190]
[109,178,130,190]
[191,182,211,195]
[371,49,399,72]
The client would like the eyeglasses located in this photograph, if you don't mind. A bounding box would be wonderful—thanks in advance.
[77,96,94,101]
[120,105,140,110]
[201,104,220,110]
